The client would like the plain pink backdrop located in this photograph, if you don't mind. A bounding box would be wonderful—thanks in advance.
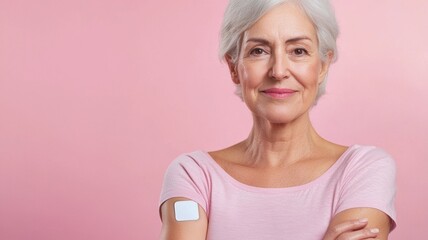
[1,0,427,239]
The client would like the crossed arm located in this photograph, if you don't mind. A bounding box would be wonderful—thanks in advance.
[160,197,391,240]
[324,207,391,240]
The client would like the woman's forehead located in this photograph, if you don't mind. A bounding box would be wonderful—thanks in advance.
[245,3,317,42]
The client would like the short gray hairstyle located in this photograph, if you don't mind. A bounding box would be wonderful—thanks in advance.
[219,0,339,103]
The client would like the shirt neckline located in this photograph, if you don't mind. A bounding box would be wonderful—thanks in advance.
[199,144,358,193]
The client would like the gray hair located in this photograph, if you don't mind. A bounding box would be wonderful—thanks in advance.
[219,0,339,103]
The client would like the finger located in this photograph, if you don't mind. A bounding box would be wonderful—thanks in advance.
[337,228,379,240]
[323,218,369,240]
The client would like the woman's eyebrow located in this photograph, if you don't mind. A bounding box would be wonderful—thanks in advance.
[246,36,313,44]
[286,36,312,43]
[246,38,270,45]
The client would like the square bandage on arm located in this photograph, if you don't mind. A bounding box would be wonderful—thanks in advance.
[174,200,200,221]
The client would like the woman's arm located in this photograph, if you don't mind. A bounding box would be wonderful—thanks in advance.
[160,197,208,240]
[323,207,391,240]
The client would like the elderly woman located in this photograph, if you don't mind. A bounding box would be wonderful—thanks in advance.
[159,0,396,239]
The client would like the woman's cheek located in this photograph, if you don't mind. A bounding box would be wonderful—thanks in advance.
[238,65,255,90]
[243,63,267,88]
[293,62,321,88]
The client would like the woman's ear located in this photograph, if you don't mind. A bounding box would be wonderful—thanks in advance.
[318,51,333,84]
[225,54,240,84]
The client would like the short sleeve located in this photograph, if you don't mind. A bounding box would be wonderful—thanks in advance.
[159,154,211,217]
[335,147,397,230]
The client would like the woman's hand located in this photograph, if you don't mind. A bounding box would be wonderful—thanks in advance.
[323,218,380,240]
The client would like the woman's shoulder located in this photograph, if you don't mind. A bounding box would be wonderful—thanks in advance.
[346,144,394,161]
[160,151,214,215]
[171,150,205,161]
[339,144,396,174]
[168,150,212,169]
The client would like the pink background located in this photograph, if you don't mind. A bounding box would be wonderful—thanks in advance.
[1,0,427,239]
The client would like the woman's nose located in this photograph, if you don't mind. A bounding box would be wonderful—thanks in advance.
[269,53,290,81]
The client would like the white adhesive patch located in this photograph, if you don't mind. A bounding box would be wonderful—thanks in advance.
[174,200,199,221]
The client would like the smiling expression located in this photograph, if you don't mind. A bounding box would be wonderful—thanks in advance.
[227,3,332,124]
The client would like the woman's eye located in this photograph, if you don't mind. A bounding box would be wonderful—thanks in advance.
[293,48,308,56]
[249,48,266,56]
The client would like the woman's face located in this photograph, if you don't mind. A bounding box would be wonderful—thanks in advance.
[227,3,332,124]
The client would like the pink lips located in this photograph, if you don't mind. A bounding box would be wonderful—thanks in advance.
[261,88,297,99]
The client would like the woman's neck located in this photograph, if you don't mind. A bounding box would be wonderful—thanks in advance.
[242,112,325,167]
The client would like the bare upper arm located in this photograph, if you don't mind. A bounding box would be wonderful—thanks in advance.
[160,197,208,240]
[329,207,392,240]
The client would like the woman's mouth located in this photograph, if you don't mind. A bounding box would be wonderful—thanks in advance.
[261,88,297,99]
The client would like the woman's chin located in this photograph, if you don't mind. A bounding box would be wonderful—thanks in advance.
[267,116,297,124]
[255,109,304,124]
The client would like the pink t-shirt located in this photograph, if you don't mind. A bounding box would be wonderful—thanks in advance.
[159,145,397,240]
